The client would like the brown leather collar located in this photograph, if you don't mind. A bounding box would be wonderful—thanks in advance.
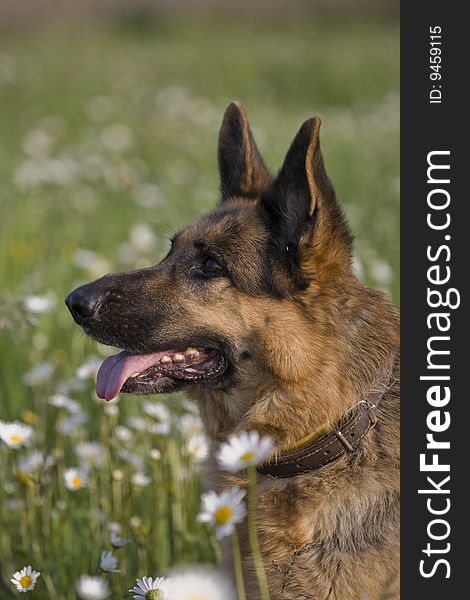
[257,382,389,479]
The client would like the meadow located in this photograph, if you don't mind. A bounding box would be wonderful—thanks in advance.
[0,10,399,598]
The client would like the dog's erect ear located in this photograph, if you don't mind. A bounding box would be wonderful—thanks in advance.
[262,118,352,284]
[265,117,325,236]
[218,102,271,201]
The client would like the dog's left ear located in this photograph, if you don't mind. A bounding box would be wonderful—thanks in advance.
[262,118,352,282]
[218,102,271,201]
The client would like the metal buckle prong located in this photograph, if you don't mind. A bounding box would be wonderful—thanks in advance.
[366,402,378,427]
[336,430,354,452]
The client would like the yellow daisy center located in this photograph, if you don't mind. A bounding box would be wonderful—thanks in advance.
[145,590,163,600]
[19,575,33,588]
[72,476,82,487]
[214,505,233,525]
[241,451,255,463]
[10,434,24,444]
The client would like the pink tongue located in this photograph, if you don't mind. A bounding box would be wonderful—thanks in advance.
[96,351,164,401]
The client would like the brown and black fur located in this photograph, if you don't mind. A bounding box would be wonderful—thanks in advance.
[66,102,400,599]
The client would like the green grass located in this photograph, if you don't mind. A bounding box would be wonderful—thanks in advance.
[0,11,399,598]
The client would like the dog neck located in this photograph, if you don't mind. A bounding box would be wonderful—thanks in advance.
[196,349,398,449]
[256,363,395,478]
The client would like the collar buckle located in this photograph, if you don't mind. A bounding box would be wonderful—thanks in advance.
[362,399,378,427]
[336,400,378,452]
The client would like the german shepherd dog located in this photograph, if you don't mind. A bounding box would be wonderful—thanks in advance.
[66,103,400,600]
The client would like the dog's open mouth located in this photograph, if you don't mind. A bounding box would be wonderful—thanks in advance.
[96,346,226,400]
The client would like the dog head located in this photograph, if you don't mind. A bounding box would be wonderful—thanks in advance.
[66,102,355,411]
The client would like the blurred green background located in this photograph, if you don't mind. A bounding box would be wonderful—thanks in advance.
[0,2,399,597]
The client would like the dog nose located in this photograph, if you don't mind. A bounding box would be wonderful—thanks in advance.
[65,287,100,325]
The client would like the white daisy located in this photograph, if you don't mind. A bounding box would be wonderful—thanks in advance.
[129,516,142,529]
[72,248,111,279]
[56,411,88,436]
[186,434,208,464]
[110,530,129,548]
[370,258,393,285]
[100,550,120,573]
[48,394,81,413]
[142,400,170,422]
[117,449,144,471]
[149,448,161,461]
[23,293,56,315]
[131,471,152,487]
[22,361,55,386]
[129,223,157,254]
[216,430,274,473]
[127,416,147,431]
[64,467,88,491]
[107,521,122,534]
[76,441,105,469]
[0,421,34,449]
[112,469,124,481]
[115,425,133,442]
[76,357,101,380]
[197,486,247,539]
[17,450,53,473]
[101,123,133,153]
[129,576,173,600]
[170,567,235,600]
[22,128,53,158]
[147,421,171,436]
[104,404,119,417]
[11,565,41,593]
[76,575,110,600]
[179,414,203,437]
[54,377,87,395]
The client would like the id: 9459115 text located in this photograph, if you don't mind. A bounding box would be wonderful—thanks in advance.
[429,26,442,104]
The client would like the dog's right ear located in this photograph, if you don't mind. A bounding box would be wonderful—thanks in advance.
[261,117,352,289]
[218,102,271,201]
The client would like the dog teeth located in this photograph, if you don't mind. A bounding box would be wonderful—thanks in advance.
[185,347,200,358]
[160,355,172,364]
[130,372,140,378]
[173,353,185,363]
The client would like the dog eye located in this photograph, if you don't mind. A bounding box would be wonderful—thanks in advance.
[202,257,224,276]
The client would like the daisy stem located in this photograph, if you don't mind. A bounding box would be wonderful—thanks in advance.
[153,458,169,570]
[247,465,270,600]
[112,476,122,519]
[231,531,247,600]
[88,474,100,542]
[167,438,183,561]
[0,449,15,576]
[42,572,58,599]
